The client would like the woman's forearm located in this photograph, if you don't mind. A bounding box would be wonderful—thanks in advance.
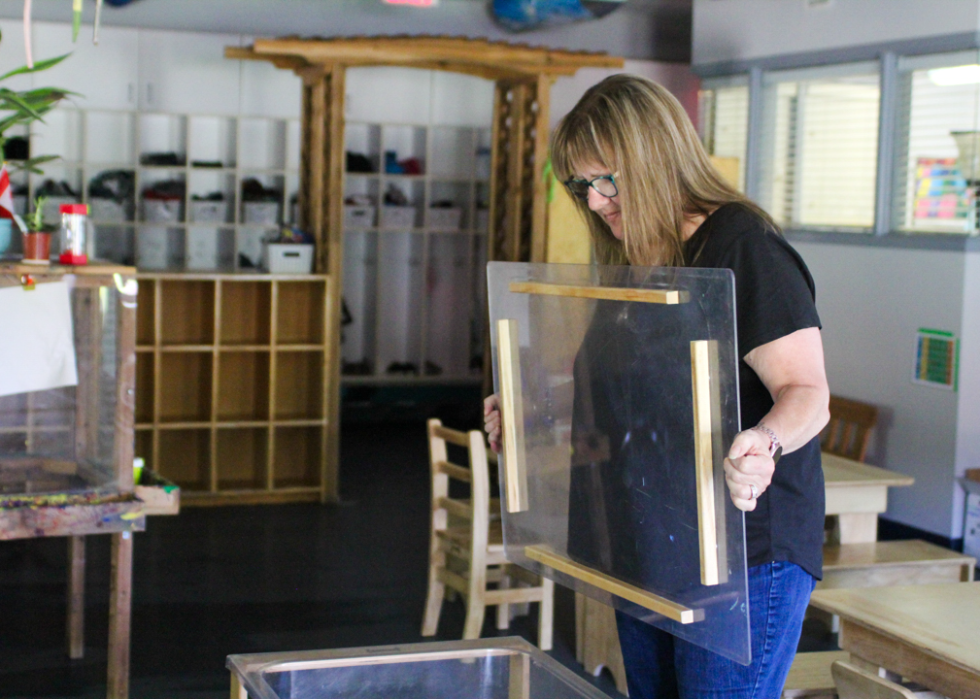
[756,383,830,455]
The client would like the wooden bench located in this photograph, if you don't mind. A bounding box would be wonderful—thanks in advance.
[783,651,851,698]
[818,539,976,590]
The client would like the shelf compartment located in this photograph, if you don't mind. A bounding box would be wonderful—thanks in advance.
[239,119,288,170]
[429,126,476,178]
[139,113,188,165]
[274,351,323,420]
[273,426,321,488]
[137,226,185,271]
[157,428,210,492]
[275,281,326,345]
[135,353,155,424]
[342,231,377,369]
[217,352,270,421]
[94,225,136,266]
[134,429,153,472]
[86,111,137,165]
[236,226,271,271]
[425,233,474,377]
[186,226,235,271]
[377,232,424,376]
[32,108,83,163]
[136,280,155,346]
[220,282,272,345]
[160,280,215,345]
[159,353,212,423]
[189,116,237,168]
[216,427,268,491]
[0,432,26,456]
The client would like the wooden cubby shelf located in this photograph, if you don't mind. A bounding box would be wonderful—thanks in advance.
[135,273,330,504]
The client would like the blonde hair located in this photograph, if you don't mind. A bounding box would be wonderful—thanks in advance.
[552,74,776,267]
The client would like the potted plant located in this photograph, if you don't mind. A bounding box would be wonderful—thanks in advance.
[19,195,51,263]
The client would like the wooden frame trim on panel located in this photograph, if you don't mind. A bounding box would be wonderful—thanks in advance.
[211,281,222,494]
[268,281,280,492]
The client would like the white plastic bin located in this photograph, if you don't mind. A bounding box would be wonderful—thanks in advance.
[265,243,314,273]
[189,200,228,223]
[427,207,462,231]
[144,198,182,223]
[344,205,376,229]
[243,201,280,225]
[380,205,416,229]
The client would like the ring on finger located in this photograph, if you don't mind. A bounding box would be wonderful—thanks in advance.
[749,484,759,500]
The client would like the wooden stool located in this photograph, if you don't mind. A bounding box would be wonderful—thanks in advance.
[421,419,554,650]
[831,661,918,699]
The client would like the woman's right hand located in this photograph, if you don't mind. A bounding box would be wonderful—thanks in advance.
[484,394,501,453]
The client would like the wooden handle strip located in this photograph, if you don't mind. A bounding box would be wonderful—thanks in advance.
[691,340,726,586]
[509,281,689,305]
[524,544,703,624]
[496,318,528,513]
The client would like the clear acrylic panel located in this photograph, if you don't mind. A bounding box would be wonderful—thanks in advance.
[0,271,136,502]
[488,262,750,665]
[227,638,613,699]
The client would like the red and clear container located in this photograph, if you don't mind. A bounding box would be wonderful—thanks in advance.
[58,203,89,265]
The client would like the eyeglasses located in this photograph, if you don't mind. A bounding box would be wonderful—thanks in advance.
[563,172,619,201]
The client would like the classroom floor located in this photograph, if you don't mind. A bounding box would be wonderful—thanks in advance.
[0,419,836,699]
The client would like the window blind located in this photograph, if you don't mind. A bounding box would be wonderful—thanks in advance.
[895,52,980,235]
[699,83,749,192]
[760,68,880,231]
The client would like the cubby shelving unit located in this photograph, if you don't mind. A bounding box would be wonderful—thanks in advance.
[341,117,492,383]
[10,106,302,273]
[134,273,330,505]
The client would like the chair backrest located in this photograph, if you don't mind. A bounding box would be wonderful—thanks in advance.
[831,661,917,699]
[427,418,491,551]
[821,395,879,462]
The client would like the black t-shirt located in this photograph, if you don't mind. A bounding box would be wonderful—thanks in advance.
[685,202,825,580]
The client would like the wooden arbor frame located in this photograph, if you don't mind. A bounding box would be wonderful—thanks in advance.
[226,36,623,501]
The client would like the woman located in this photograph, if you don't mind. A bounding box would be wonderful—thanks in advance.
[484,74,830,699]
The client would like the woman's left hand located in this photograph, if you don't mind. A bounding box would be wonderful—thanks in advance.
[724,428,775,512]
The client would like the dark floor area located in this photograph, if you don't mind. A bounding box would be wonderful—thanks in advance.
[0,418,837,699]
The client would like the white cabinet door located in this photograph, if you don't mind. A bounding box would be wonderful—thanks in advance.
[32,21,139,111]
[0,18,35,92]
[138,30,241,115]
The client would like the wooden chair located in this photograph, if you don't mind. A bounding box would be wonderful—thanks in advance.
[831,661,917,699]
[421,418,554,650]
[821,396,879,462]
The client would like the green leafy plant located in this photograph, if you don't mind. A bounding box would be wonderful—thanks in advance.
[25,195,46,232]
[0,53,74,175]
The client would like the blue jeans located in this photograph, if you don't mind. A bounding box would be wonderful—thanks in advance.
[616,561,815,699]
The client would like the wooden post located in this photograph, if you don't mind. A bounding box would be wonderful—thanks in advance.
[529,74,551,264]
[107,531,134,699]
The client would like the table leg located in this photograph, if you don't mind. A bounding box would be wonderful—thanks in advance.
[107,531,134,699]
[67,535,86,659]
[230,673,248,699]
[836,513,878,544]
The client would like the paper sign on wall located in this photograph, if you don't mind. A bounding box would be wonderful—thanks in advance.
[912,328,958,391]
[0,281,78,397]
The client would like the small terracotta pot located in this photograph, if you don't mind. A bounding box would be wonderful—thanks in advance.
[22,231,52,264]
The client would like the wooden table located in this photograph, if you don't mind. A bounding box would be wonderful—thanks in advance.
[821,453,914,544]
[810,583,980,699]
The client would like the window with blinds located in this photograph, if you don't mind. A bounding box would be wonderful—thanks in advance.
[698,81,749,192]
[758,64,880,231]
[894,50,980,235]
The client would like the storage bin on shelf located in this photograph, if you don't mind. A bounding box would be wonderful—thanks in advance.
[427,207,462,231]
[189,199,229,223]
[264,242,314,273]
[88,198,129,222]
[144,198,182,223]
[380,205,416,229]
[344,205,376,229]
[243,201,280,225]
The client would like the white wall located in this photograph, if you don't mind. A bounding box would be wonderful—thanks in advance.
[0,0,690,62]
[550,59,701,129]
[795,241,979,539]
[693,0,980,66]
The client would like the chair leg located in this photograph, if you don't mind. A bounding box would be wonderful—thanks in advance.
[421,544,445,637]
[463,568,487,640]
[537,577,554,651]
[496,569,511,630]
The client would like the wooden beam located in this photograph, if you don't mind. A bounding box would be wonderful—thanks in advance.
[530,74,551,263]
[107,531,134,699]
